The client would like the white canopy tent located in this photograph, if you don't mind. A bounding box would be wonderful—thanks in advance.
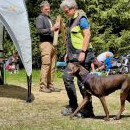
[0,0,32,102]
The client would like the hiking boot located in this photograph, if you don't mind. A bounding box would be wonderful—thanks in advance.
[61,106,84,118]
[80,110,95,118]
[49,87,61,92]
[75,112,83,118]
[39,87,51,93]
[61,106,74,116]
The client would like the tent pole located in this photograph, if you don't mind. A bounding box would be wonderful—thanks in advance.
[26,75,32,102]
[0,25,4,85]
[2,27,5,85]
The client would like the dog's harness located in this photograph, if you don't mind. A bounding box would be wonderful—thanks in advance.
[83,73,94,84]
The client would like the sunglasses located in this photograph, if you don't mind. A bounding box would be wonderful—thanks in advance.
[64,8,73,14]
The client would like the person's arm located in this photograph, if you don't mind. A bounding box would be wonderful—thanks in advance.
[36,17,51,34]
[64,54,68,62]
[96,64,105,71]
[78,17,90,63]
[91,62,95,72]
[82,28,90,52]
[36,16,59,35]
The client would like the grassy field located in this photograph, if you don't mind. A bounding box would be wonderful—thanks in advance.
[0,69,130,130]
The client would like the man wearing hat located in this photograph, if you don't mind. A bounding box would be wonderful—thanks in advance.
[36,1,60,93]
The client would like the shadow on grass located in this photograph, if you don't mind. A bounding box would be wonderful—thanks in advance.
[94,114,130,120]
[0,84,35,102]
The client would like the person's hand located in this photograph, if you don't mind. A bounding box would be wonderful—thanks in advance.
[92,69,96,73]
[64,54,68,62]
[78,52,85,63]
[96,68,99,71]
[51,23,60,31]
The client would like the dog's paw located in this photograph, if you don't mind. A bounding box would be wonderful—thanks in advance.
[113,116,121,120]
[104,117,110,121]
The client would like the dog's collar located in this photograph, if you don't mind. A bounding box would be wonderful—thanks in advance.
[83,73,94,84]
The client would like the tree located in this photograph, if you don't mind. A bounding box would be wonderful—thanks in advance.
[5,0,128,67]
[81,0,130,55]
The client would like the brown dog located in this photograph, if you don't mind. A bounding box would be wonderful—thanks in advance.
[69,63,130,121]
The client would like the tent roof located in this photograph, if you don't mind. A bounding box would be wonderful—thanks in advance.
[0,0,32,76]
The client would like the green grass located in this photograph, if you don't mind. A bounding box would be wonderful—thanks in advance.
[0,69,130,130]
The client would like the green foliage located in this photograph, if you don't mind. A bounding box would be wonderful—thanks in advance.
[83,0,130,55]
[27,0,130,65]
[26,1,65,67]
[3,0,130,67]
[3,31,17,57]
[29,18,41,68]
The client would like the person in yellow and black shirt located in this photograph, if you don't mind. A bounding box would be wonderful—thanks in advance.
[60,0,95,118]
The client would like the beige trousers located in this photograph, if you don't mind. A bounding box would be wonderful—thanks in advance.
[39,42,56,89]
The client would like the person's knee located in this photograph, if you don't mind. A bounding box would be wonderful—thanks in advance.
[41,55,51,65]
[63,74,74,89]
[63,74,73,82]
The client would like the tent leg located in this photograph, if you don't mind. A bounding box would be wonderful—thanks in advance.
[1,62,4,85]
[26,75,32,103]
